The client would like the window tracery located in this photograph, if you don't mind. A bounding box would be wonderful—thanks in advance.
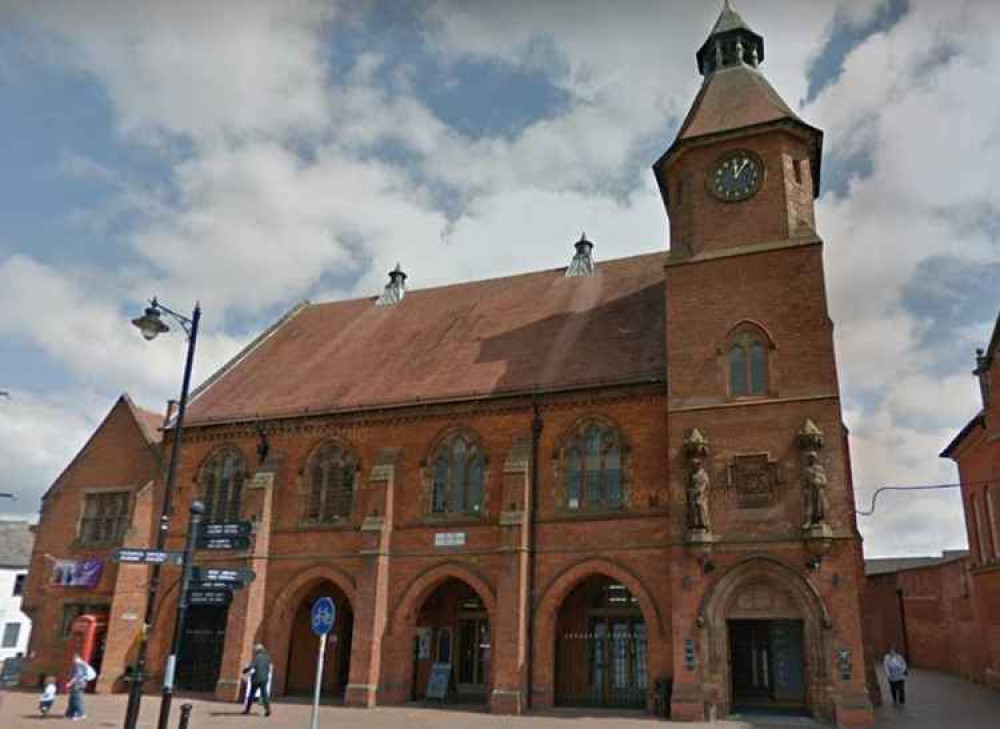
[199,447,245,522]
[431,433,485,516]
[564,422,623,510]
[727,325,770,398]
[302,441,357,524]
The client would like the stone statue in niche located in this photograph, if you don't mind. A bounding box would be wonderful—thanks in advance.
[797,419,831,536]
[683,429,712,541]
[801,450,830,529]
[688,458,712,531]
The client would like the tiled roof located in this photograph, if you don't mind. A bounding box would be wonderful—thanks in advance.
[676,65,800,142]
[0,520,33,569]
[186,252,667,425]
[128,399,164,445]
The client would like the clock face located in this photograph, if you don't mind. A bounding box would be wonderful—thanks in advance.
[711,151,763,201]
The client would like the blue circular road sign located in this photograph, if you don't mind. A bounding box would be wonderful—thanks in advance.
[311,596,336,636]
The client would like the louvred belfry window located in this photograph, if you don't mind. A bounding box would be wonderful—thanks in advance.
[200,448,245,522]
[566,423,622,510]
[303,442,357,523]
[431,434,485,516]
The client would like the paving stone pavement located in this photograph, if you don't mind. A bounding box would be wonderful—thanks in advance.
[1,668,997,729]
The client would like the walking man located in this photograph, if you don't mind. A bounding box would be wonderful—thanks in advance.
[242,644,273,717]
[883,646,908,706]
[65,653,95,720]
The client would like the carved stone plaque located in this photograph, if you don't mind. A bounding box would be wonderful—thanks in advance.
[728,454,781,508]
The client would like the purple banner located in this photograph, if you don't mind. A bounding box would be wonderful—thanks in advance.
[51,558,104,588]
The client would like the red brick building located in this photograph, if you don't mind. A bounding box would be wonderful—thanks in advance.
[939,312,1000,689]
[20,394,163,693]
[22,4,876,726]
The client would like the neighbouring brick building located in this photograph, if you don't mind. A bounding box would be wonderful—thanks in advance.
[939,312,1000,689]
[20,4,877,726]
[20,394,163,693]
[861,312,1000,693]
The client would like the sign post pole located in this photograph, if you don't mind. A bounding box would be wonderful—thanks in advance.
[311,633,327,729]
[309,597,336,729]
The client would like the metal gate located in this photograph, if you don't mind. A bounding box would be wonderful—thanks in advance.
[556,618,648,708]
[176,605,228,692]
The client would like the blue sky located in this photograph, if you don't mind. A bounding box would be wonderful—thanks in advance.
[0,0,998,557]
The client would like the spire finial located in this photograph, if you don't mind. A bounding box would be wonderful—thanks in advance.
[696,0,763,76]
[567,232,596,277]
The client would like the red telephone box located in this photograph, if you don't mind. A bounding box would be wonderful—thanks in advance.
[64,615,108,692]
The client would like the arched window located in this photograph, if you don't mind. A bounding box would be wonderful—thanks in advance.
[727,328,769,397]
[303,441,357,523]
[200,448,245,522]
[565,423,623,510]
[431,434,485,516]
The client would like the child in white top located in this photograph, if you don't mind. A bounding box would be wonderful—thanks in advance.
[39,675,57,716]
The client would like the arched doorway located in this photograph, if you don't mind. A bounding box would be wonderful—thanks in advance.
[410,578,491,704]
[700,558,832,719]
[555,575,648,708]
[285,582,354,699]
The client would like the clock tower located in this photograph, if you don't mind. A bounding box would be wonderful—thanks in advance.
[653,0,823,259]
[661,3,876,726]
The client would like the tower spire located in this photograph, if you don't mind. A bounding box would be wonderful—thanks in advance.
[696,0,764,76]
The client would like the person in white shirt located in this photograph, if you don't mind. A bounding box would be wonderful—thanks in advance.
[39,675,57,716]
[883,646,908,706]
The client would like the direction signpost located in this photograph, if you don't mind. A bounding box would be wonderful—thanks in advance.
[310,597,336,729]
[196,521,253,551]
[112,548,184,566]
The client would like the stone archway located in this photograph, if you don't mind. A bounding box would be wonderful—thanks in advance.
[699,556,833,719]
[263,564,357,697]
[533,559,666,711]
[381,562,497,706]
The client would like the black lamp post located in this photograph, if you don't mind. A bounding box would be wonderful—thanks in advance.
[123,298,201,729]
[159,500,204,729]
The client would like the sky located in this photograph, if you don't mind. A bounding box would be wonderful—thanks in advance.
[0,0,997,558]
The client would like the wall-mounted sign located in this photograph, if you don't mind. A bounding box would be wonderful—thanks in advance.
[416,627,432,660]
[683,638,697,671]
[51,558,103,588]
[434,532,466,547]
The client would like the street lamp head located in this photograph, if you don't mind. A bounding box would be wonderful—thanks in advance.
[132,304,170,341]
[190,500,205,515]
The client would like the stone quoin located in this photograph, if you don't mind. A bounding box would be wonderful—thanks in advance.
[20,3,876,726]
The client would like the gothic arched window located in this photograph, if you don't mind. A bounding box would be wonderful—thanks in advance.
[565,423,623,510]
[303,441,357,523]
[200,447,245,522]
[727,327,770,397]
[431,434,485,516]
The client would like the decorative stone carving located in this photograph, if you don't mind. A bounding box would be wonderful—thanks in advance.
[801,451,831,533]
[683,429,712,541]
[797,420,831,536]
[688,458,712,532]
[797,418,825,451]
[727,453,782,508]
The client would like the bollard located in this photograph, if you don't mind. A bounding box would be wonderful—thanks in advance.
[178,703,193,729]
